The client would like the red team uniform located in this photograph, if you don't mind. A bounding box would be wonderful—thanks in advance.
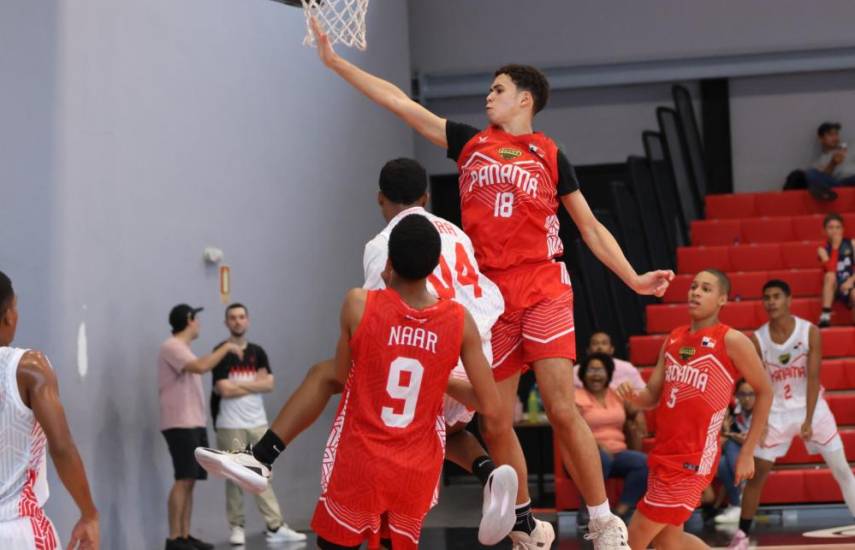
[311,289,465,548]
[447,122,580,379]
[638,323,740,525]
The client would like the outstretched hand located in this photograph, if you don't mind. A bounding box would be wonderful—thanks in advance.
[635,270,675,297]
[615,381,639,404]
[309,16,337,67]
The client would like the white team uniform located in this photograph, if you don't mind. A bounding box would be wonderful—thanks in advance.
[0,347,59,549]
[754,317,842,461]
[363,206,505,426]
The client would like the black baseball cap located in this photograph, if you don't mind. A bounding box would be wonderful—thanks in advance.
[818,122,841,136]
[169,304,204,333]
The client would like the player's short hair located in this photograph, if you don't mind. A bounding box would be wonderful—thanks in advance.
[0,270,13,318]
[388,214,441,281]
[578,352,615,387]
[823,212,844,227]
[762,279,791,297]
[378,158,428,205]
[702,268,731,296]
[225,303,248,318]
[494,64,550,115]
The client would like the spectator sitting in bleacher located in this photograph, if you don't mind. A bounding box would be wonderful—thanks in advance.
[714,379,755,525]
[806,122,855,201]
[574,331,645,391]
[817,213,855,327]
[575,353,648,519]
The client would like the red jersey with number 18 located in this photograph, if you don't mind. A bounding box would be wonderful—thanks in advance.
[456,125,563,273]
[650,323,739,475]
[314,289,464,535]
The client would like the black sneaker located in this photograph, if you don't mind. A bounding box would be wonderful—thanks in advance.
[185,536,214,550]
[808,184,838,202]
[164,539,194,550]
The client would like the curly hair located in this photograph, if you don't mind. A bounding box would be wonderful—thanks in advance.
[494,64,550,115]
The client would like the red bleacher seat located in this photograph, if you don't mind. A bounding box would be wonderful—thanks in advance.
[755,191,811,217]
[805,188,855,214]
[677,246,732,273]
[781,241,822,269]
[730,243,784,271]
[691,219,741,246]
[827,393,855,425]
[822,327,855,357]
[821,359,855,390]
[777,430,855,465]
[646,298,824,333]
[629,335,664,365]
[662,269,823,303]
[742,218,796,244]
[706,194,756,219]
[767,268,823,297]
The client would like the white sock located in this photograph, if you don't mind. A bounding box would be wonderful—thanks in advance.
[822,447,855,517]
[587,500,611,520]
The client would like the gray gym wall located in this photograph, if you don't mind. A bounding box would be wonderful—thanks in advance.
[2,0,413,548]
[408,0,855,192]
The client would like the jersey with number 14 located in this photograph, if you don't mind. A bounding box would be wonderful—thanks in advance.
[319,289,465,515]
[651,323,740,476]
[453,125,568,272]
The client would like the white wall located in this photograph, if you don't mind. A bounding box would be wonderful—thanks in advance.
[1,0,414,548]
[731,69,855,192]
[408,0,855,74]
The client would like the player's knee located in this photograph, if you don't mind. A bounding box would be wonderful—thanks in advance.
[542,399,577,428]
[823,272,837,286]
[479,411,512,444]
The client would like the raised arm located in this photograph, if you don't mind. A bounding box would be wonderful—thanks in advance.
[18,351,99,549]
[616,340,667,410]
[309,18,447,147]
[801,324,822,440]
[560,192,673,297]
[726,329,773,484]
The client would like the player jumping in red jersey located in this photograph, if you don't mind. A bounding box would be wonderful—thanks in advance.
[307,17,673,548]
[200,215,506,548]
[617,270,772,550]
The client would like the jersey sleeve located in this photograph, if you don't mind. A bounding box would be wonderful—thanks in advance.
[446,120,481,161]
[557,149,580,196]
[256,345,271,373]
[363,237,388,290]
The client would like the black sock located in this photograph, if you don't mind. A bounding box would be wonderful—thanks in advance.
[739,517,753,535]
[513,502,535,535]
[472,455,496,487]
[252,430,286,467]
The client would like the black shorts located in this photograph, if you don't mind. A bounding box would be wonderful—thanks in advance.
[162,427,209,480]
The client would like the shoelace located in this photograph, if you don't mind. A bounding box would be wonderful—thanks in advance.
[583,519,628,546]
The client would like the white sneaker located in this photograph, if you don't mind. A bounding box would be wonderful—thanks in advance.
[584,513,629,549]
[478,465,518,545]
[229,525,245,546]
[728,529,750,550]
[715,505,742,524]
[194,447,271,495]
[509,518,555,549]
[266,525,307,543]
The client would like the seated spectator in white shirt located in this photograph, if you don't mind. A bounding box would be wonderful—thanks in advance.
[573,331,644,391]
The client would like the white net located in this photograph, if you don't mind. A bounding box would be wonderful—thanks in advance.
[300,0,369,51]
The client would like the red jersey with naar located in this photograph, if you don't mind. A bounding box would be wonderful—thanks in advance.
[650,323,739,476]
[319,289,465,515]
[447,122,579,273]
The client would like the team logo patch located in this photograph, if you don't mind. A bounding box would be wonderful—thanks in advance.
[701,336,716,348]
[498,147,522,160]
[778,352,791,365]
[679,346,696,360]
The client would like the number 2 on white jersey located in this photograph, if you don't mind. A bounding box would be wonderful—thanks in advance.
[381,358,424,428]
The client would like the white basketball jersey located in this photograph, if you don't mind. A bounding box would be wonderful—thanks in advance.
[0,347,50,522]
[362,206,505,344]
[755,316,818,414]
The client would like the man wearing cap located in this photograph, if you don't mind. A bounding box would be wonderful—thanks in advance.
[807,122,855,200]
[158,304,242,550]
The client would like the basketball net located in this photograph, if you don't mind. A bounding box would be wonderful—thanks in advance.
[300,0,369,51]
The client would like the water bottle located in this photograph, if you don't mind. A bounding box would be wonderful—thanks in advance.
[527,385,540,423]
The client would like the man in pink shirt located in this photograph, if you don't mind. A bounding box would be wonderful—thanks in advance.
[158,304,242,550]
[573,331,645,391]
